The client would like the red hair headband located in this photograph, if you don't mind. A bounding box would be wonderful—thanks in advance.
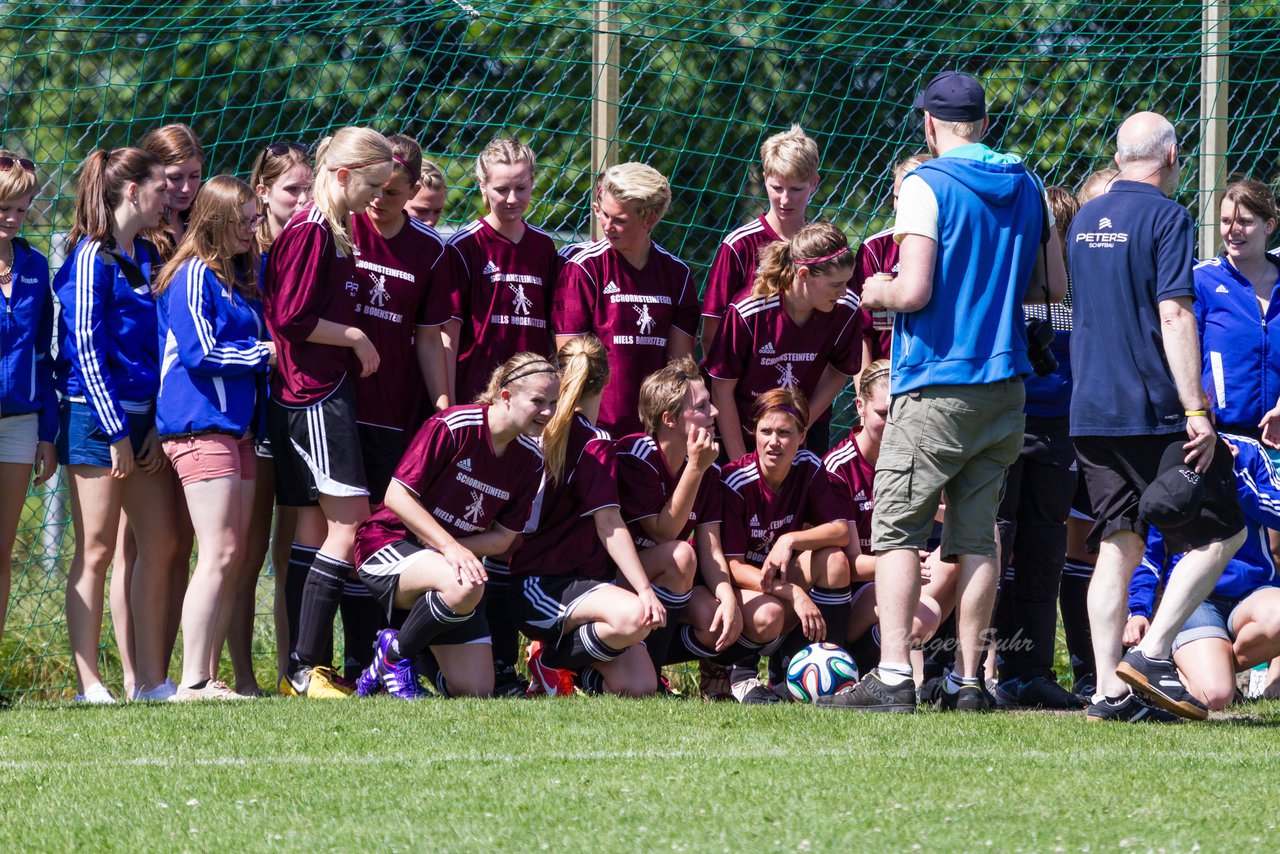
[794,246,850,266]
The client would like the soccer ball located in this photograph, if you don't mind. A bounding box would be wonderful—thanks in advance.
[785,643,859,702]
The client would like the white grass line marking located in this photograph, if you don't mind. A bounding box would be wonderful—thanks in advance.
[0,745,1259,771]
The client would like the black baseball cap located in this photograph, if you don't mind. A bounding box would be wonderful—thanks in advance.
[1139,441,1206,529]
[913,71,987,122]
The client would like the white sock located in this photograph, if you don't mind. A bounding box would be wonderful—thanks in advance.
[876,663,913,686]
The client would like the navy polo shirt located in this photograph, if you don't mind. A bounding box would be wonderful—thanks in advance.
[1067,181,1196,436]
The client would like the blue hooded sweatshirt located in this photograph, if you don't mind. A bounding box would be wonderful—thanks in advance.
[890,145,1044,395]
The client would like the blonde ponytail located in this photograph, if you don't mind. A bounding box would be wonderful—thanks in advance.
[541,335,610,483]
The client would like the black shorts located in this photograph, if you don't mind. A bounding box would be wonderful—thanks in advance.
[357,540,490,644]
[1074,434,1243,554]
[511,574,611,642]
[358,423,407,505]
[268,381,368,507]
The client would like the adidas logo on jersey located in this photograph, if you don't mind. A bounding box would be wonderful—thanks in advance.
[603,281,620,295]
[458,458,473,472]
[749,514,760,527]
[1215,284,1230,294]
[483,260,500,277]
[758,343,775,355]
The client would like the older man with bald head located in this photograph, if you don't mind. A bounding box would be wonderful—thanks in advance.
[1068,112,1245,722]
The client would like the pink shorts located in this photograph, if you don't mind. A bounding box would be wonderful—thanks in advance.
[163,434,257,486]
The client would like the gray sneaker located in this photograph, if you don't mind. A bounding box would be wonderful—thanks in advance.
[815,670,916,713]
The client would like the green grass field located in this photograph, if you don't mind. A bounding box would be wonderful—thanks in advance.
[2,696,1278,852]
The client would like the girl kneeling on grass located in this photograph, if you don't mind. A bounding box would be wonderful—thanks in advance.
[508,334,667,697]
[352,353,555,698]
[720,388,852,704]
[615,358,754,683]
[153,176,275,701]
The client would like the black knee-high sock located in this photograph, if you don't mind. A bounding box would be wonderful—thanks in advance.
[579,665,606,695]
[285,543,317,655]
[484,560,519,670]
[645,585,690,676]
[811,584,853,654]
[412,648,449,697]
[341,579,384,680]
[293,552,349,668]
[391,591,468,661]
[542,622,626,670]
[1060,560,1095,688]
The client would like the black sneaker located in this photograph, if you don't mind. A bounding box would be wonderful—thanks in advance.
[917,675,944,706]
[1072,674,1096,700]
[1116,649,1209,721]
[815,671,916,713]
[1086,692,1182,723]
[936,681,992,712]
[999,676,1088,710]
[493,664,529,698]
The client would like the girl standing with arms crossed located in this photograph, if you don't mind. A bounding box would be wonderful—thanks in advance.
[264,127,393,698]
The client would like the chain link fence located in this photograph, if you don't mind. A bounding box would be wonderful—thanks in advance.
[4,0,1279,698]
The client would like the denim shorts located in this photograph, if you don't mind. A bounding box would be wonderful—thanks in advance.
[56,399,154,468]
[1171,589,1278,652]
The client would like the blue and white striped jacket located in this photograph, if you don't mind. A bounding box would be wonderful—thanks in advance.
[53,237,162,443]
[0,239,57,442]
[156,258,272,438]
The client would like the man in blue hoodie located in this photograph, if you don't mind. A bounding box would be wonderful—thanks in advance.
[820,71,1065,712]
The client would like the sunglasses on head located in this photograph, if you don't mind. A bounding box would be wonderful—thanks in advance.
[0,156,35,174]
[265,141,307,157]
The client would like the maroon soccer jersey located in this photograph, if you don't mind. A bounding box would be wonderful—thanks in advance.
[703,288,864,436]
[702,215,780,321]
[508,414,619,580]
[354,404,544,566]
[423,218,557,405]
[823,429,876,555]
[553,240,700,436]
[854,227,897,361]
[263,206,360,406]
[350,213,444,430]
[720,450,846,565]
[615,432,724,549]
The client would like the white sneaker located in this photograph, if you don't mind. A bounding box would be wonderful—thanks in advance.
[174,680,241,702]
[74,683,116,704]
[133,681,178,702]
